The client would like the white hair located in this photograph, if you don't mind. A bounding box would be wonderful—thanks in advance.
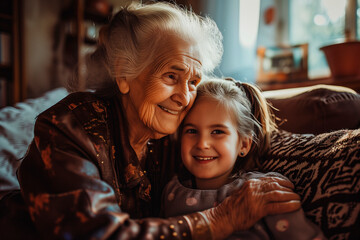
[80,1,223,93]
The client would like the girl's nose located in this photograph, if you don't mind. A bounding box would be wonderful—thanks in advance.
[196,135,210,149]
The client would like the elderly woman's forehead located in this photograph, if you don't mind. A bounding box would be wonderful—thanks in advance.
[160,33,200,54]
[154,39,201,65]
[157,55,202,74]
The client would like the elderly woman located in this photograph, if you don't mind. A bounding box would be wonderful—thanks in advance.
[1,2,300,239]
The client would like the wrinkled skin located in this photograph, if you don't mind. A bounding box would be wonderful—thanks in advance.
[204,176,301,240]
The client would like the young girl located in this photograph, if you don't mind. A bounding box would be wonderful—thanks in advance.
[162,78,326,239]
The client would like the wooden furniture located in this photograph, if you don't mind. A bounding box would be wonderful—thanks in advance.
[0,0,25,107]
[256,43,308,84]
[257,75,360,93]
[61,0,112,91]
[257,41,360,93]
[256,39,360,93]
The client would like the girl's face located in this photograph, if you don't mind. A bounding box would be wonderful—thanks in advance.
[181,96,248,189]
[122,36,202,139]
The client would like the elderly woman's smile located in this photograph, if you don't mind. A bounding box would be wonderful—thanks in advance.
[157,104,183,115]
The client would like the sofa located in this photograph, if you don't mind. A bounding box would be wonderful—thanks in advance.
[0,84,359,240]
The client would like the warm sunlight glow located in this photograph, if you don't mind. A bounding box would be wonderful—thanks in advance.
[321,0,346,23]
[239,0,260,47]
[314,14,328,26]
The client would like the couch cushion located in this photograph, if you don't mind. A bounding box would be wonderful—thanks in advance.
[261,129,360,240]
[264,84,360,134]
[0,88,68,198]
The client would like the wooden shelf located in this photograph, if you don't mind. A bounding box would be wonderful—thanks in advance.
[0,13,12,20]
[257,75,360,93]
[84,11,110,24]
[61,0,112,91]
[0,65,12,79]
[0,0,25,107]
[0,18,12,32]
[0,0,13,16]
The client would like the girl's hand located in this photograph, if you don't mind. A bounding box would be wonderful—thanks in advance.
[203,176,301,240]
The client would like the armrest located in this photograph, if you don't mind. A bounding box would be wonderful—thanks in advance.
[263,84,360,134]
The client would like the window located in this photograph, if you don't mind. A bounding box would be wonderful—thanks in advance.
[288,0,356,78]
[357,0,360,38]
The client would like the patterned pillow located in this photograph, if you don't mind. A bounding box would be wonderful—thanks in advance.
[260,129,360,240]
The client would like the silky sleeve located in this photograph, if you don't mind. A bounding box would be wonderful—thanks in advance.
[247,172,327,239]
[17,108,194,240]
[264,209,327,240]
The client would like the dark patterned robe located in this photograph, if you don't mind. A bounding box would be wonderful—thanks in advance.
[1,91,191,239]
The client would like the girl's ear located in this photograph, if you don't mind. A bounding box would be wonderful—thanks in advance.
[238,137,252,157]
[116,77,130,94]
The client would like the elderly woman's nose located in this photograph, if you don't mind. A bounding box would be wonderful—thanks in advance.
[171,85,191,107]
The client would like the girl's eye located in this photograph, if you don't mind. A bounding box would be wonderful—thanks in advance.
[212,129,224,135]
[184,128,197,134]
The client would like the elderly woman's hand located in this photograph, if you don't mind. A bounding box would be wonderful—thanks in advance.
[203,176,301,240]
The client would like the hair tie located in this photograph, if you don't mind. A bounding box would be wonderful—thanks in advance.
[235,81,243,89]
[223,77,243,88]
[233,80,252,109]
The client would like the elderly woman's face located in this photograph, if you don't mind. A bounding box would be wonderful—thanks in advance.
[127,37,202,137]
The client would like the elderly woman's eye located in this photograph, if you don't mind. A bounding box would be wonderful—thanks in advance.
[189,80,198,86]
[166,73,178,80]
[168,74,176,79]
[163,73,178,84]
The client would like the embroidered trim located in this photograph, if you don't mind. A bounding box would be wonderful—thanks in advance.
[183,212,213,240]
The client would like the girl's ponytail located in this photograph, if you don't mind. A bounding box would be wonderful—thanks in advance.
[240,82,277,161]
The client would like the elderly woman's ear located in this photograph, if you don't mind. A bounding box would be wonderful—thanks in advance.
[116,77,130,94]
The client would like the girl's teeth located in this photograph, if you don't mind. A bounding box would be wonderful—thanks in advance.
[196,157,215,160]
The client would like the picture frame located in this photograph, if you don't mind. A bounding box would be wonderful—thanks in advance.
[256,43,308,83]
